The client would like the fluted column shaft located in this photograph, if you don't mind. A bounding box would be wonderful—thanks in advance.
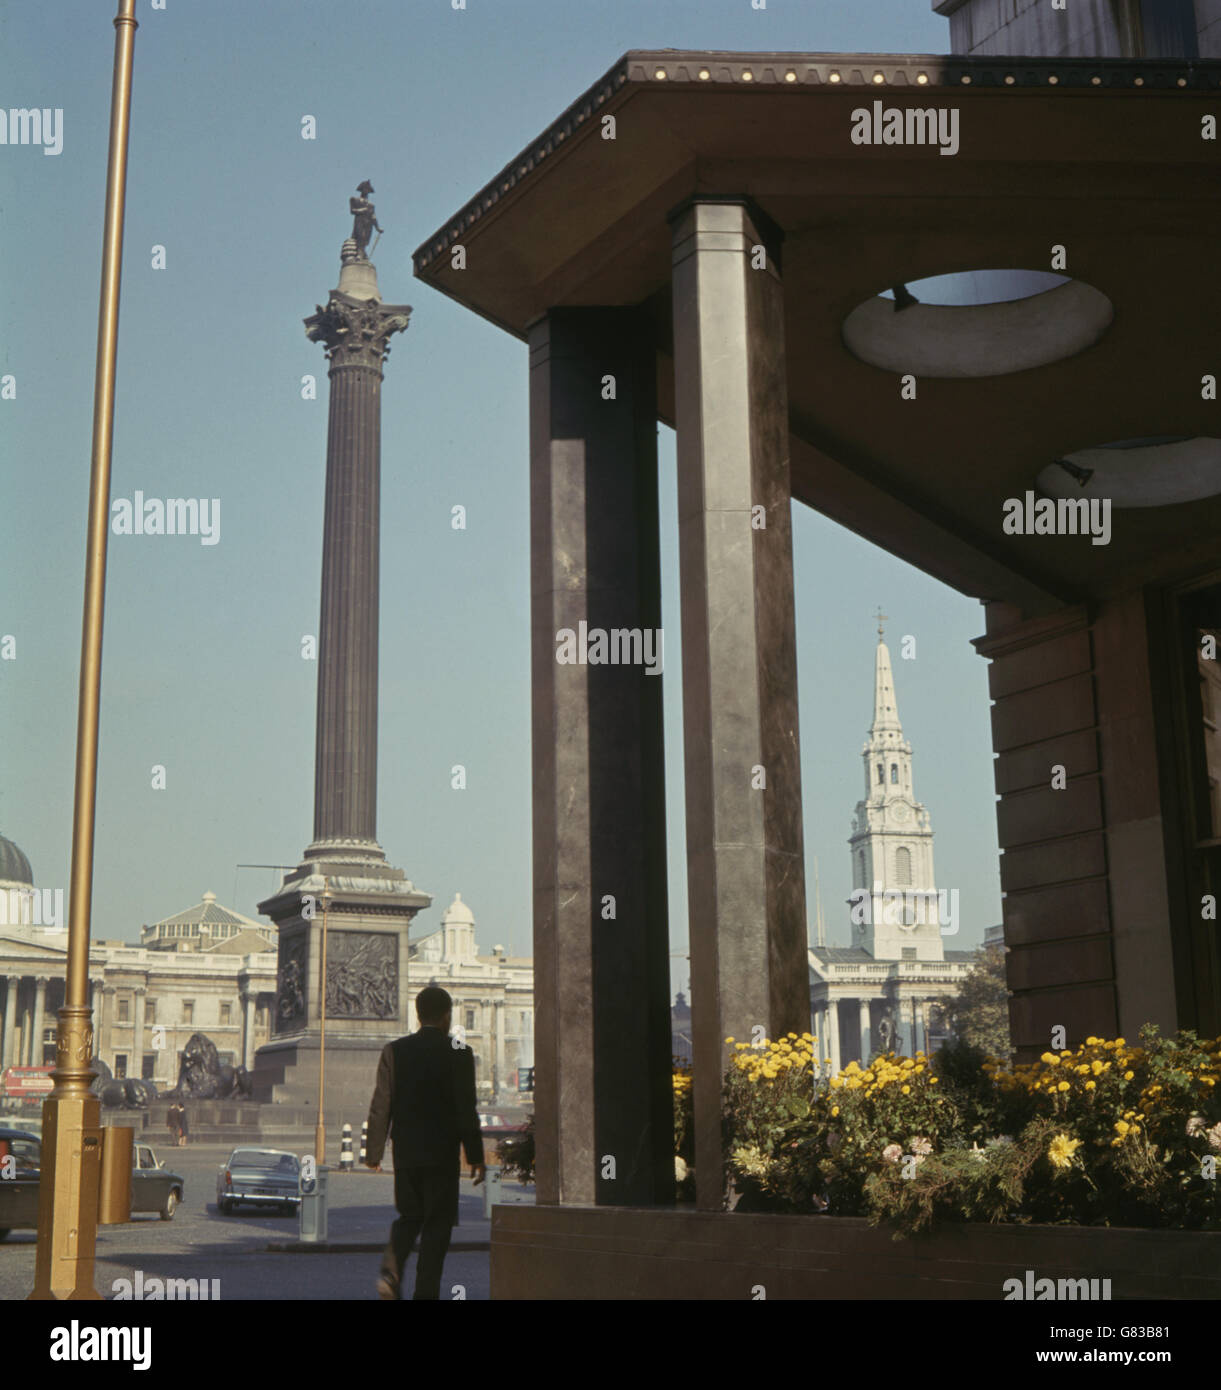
[304,283,410,855]
[314,356,383,846]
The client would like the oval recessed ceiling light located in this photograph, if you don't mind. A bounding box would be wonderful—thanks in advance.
[1036,437,1221,508]
[844,270,1113,379]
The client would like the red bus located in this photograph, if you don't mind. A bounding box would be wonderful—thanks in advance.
[1,1066,53,1099]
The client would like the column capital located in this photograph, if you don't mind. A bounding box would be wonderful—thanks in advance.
[305,291,411,372]
[667,195,784,270]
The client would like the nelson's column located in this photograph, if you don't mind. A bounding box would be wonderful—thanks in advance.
[251,182,431,1126]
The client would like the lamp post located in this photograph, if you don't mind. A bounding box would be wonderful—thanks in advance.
[30,0,138,1301]
[314,882,331,1166]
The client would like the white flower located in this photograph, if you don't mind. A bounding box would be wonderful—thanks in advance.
[674,1156,688,1182]
[882,1143,903,1163]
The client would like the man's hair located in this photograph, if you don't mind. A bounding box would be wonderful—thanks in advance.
[415,985,452,1025]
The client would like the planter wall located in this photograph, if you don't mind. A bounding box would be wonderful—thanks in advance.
[490,1205,1221,1299]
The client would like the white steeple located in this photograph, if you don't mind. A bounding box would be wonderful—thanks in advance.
[848,611,943,961]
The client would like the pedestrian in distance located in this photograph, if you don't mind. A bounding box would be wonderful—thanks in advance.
[178,1104,189,1147]
[365,985,486,1300]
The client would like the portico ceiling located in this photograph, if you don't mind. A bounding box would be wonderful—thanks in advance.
[414,51,1221,615]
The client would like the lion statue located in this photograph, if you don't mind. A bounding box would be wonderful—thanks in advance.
[164,1032,253,1100]
[90,1056,157,1110]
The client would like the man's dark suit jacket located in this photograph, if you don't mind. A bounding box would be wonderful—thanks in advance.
[365,1026,485,1170]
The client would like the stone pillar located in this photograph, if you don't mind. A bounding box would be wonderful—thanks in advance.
[858,998,871,1065]
[2,977,17,1068]
[304,257,412,860]
[671,198,809,1210]
[242,991,256,1071]
[828,998,841,1074]
[906,997,918,1057]
[90,978,103,1043]
[529,306,673,1207]
[31,977,48,1067]
[131,988,146,1083]
[494,999,506,1100]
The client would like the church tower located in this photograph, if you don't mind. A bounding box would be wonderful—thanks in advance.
[848,615,944,961]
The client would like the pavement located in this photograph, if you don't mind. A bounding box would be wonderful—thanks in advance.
[0,1141,535,1301]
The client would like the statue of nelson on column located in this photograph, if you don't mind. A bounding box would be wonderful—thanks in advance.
[349,180,383,260]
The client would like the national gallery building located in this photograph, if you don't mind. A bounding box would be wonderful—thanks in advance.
[0,834,533,1100]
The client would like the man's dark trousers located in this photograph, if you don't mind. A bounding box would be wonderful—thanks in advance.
[381,1164,458,1300]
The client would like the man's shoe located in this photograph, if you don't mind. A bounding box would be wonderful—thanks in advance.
[376,1273,399,1300]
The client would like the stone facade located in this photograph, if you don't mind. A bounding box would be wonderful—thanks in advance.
[409,893,535,1098]
[934,0,1205,58]
[0,882,277,1088]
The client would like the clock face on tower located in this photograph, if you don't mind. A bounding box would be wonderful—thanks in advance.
[892,802,910,822]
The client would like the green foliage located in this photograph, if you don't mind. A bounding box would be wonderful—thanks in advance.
[941,941,1012,1060]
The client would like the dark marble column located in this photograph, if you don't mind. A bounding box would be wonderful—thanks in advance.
[529,307,673,1207]
[670,199,810,1211]
[304,280,411,860]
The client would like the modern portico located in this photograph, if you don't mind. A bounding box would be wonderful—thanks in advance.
[415,49,1221,1292]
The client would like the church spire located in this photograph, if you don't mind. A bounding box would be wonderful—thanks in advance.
[870,609,903,737]
[849,610,943,961]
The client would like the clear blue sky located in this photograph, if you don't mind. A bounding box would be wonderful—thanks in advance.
[0,0,1000,994]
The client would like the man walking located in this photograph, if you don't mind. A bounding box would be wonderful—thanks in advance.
[365,985,486,1300]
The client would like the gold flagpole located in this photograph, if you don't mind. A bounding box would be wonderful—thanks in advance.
[30,0,139,1300]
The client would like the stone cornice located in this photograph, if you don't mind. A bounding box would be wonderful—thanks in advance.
[413,48,1221,277]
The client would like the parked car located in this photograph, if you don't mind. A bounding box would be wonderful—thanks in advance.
[0,1127,41,1240]
[215,1148,300,1216]
[131,1142,185,1221]
[0,1129,184,1239]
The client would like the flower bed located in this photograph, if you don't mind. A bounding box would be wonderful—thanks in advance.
[722,1026,1221,1236]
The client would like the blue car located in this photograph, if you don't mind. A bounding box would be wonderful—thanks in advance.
[216,1148,301,1215]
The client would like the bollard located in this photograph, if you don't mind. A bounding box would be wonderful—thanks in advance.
[97,1124,133,1225]
[482,1164,502,1219]
[339,1123,354,1172]
[359,1120,368,1166]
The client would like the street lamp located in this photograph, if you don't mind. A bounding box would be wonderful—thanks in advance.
[314,881,331,1167]
[30,0,139,1302]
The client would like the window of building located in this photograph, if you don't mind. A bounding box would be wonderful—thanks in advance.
[182,1000,194,1024]
[114,1054,128,1079]
[902,948,916,961]
[145,999,155,1024]
[220,1002,232,1025]
[142,1055,155,1080]
[876,762,883,784]
[465,1007,476,1031]
[890,763,898,784]
[895,846,912,886]
[117,997,130,1023]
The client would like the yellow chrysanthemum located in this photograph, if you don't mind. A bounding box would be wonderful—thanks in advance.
[1047,1133,1082,1168]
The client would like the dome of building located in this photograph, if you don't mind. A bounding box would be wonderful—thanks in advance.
[440,892,476,927]
[0,832,33,888]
